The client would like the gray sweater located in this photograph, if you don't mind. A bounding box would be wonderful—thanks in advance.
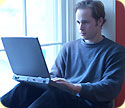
[50,37,125,107]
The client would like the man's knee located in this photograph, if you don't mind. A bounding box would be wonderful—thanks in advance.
[1,83,44,108]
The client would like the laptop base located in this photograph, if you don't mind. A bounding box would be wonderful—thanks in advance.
[13,74,50,84]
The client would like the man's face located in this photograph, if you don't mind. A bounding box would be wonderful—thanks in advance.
[76,8,101,42]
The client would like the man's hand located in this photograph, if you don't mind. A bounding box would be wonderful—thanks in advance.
[51,77,81,94]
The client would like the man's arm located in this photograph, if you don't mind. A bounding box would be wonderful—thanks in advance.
[50,43,125,102]
[51,50,125,102]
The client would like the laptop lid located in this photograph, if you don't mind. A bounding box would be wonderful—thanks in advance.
[1,37,50,78]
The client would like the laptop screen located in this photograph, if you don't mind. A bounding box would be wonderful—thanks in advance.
[1,37,50,78]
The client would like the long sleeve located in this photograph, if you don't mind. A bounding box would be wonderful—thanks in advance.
[50,44,67,78]
[80,50,125,102]
[50,38,125,102]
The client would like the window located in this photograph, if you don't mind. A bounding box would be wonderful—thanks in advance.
[0,0,75,97]
[0,0,24,48]
[26,0,63,70]
[0,0,24,97]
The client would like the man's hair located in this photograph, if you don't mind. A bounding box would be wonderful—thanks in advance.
[75,0,106,26]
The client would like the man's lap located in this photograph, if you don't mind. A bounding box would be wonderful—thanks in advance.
[1,82,94,108]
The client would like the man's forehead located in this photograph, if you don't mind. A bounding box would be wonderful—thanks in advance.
[75,8,93,20]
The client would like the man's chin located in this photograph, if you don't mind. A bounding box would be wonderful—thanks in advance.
[81,35,87,40]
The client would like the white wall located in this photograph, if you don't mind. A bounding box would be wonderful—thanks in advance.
[74,0,116,41]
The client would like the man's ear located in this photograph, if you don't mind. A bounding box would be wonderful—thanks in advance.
[98,17,104,27]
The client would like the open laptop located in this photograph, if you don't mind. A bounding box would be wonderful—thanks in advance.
[1,37,75,94]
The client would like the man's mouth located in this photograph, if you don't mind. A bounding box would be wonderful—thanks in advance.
[80,32,86,36]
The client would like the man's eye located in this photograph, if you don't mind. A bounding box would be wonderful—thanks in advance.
[82,21,89,24]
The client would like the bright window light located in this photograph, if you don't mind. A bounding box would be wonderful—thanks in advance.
[0,0,64,97]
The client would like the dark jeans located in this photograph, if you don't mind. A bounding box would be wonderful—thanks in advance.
[1,83,94,108]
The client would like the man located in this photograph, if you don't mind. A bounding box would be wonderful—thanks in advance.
[1,0,125,108]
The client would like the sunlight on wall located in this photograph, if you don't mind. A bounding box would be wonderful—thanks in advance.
[0,0,6,6]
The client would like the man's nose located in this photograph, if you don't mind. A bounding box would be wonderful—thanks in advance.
[79,23,85,31]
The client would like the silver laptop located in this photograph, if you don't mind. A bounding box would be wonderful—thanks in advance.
[1,37,50,84]
[1,37,74,94]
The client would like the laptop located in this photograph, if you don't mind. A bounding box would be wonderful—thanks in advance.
[1,37,75,94]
